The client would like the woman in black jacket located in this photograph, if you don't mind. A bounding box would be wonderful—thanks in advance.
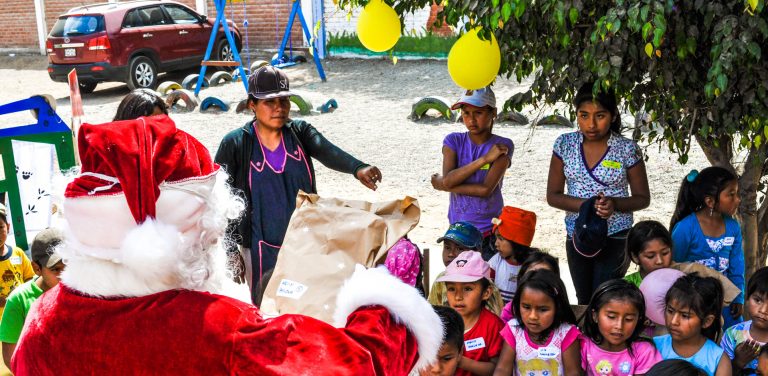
[215,66,381,304]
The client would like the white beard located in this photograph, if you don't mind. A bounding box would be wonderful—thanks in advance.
[59,219,250,303]
[56,170,250,303]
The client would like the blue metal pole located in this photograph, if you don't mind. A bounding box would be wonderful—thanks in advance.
[296,2,326,81]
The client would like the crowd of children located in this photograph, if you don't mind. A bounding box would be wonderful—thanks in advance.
[0,80,762,376]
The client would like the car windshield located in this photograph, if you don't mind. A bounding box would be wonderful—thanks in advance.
[50,15,105,37]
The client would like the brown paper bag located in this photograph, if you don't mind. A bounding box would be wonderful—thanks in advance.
[670,262,742,305]
[260,191,420,323]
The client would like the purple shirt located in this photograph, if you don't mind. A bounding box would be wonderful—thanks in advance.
[443,132,514,232]
[264,139,287,172]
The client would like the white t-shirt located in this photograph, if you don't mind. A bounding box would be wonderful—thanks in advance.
[488,253,521,304]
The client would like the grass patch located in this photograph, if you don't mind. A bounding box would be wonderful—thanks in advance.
[327,31,456,58]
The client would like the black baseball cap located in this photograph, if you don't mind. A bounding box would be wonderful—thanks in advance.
[247,66,294,100]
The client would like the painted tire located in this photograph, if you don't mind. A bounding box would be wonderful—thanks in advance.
[410,96,454,121]
[209,71,233,87]
[182,74,210,90]
[165,89,199,113]
[232,68,251,82]
[157,81,182,95]
[496,111,529,125]
[317,98,338,114]
[250,60,270,72]
[200,96,230,112]
[533,114,573,127]
[235,99,250,114]
[289,94,313,115]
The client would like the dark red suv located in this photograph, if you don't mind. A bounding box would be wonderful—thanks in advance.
[46,0,241,93]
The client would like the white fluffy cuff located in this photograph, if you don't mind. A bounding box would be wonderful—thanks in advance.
[333,265,443,371]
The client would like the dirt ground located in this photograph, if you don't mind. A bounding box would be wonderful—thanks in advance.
[0,54,711,299]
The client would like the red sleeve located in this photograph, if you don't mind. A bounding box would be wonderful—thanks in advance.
[231,306,418,375]
[561,324,581,351]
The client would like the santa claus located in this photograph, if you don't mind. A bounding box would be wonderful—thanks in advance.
[11,102,441,374]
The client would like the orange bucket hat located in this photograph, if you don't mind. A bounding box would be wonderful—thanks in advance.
[492,206,537,247]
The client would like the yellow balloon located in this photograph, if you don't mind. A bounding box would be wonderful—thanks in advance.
[357,0,401,52]
[447,28,501,90]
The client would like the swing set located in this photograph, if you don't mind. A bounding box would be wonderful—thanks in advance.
[194,0,326,97]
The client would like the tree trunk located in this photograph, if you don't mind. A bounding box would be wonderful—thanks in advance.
[695,134,768,280]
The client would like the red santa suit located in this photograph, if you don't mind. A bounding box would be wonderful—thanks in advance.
[11,115,442,375]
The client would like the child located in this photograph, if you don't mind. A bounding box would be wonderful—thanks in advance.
[581,279,661,375]
[429,222,504,315]
[653,274,731,376]
[670,167,744,329]
[757,346,768,376]
[437,251,504,376]
[419,305,465,376]
[500,251,560,323]
[0,203,34,319]
[546,82,650,304]
[494,269,582,376]
[624,220,674,287]
[721,266,768,375]
[0,228,65,365]
[489,206,537,304]
[430,87,514,261]
[646,359,708,376]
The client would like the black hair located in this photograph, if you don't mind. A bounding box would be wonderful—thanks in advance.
[645,359,708,376]
[433,305,465,352]
[501,238,536,264]
[113,89,168,121]
[582,279,648,355]
[623,220,673,273]
[513,269,576,339]
[518,251,560,282]
[573,82,621,134]
[664,273,724,341]
[747,266,768,301]
[669,166,738,230]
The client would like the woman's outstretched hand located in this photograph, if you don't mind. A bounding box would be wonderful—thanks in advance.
[356,166,382,191]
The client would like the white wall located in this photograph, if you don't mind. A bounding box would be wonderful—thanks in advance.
[323,0,433,37]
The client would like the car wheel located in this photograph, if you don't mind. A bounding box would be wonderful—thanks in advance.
[127,56,158,90]
[79,81,97,94]
[216,39,237,71]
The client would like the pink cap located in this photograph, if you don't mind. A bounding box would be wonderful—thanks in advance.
[436,251,491,283]
[384,238,421,287]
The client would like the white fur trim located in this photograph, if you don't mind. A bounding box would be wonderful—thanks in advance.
[333,265,443,371]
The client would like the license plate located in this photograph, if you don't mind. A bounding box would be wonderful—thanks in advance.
[64,48,75,57]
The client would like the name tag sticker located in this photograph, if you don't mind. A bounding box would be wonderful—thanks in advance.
[9,256,21,265]
[723,237,735,246]
[601,160,622,169]
[276,279,308,300]
[480,164,490,170]
[464,337,486,351]
[537,346,559,359]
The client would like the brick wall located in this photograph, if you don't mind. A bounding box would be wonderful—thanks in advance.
[0,0,304,52]
[0,1,40,49]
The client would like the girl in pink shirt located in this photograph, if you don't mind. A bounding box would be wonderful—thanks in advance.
[493,270,581,376]
[580,279,661,375]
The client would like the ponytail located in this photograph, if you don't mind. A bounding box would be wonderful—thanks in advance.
[669,170,700,231]
[669,167,738,231]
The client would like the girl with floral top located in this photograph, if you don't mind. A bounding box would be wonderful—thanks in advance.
[546,82,650,304]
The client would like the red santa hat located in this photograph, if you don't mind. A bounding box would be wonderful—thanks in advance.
[63,115,219,261]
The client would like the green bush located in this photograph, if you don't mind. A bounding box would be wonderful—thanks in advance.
[327,31,456,58]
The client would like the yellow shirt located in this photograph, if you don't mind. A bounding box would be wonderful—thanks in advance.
[0,245,34,318]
